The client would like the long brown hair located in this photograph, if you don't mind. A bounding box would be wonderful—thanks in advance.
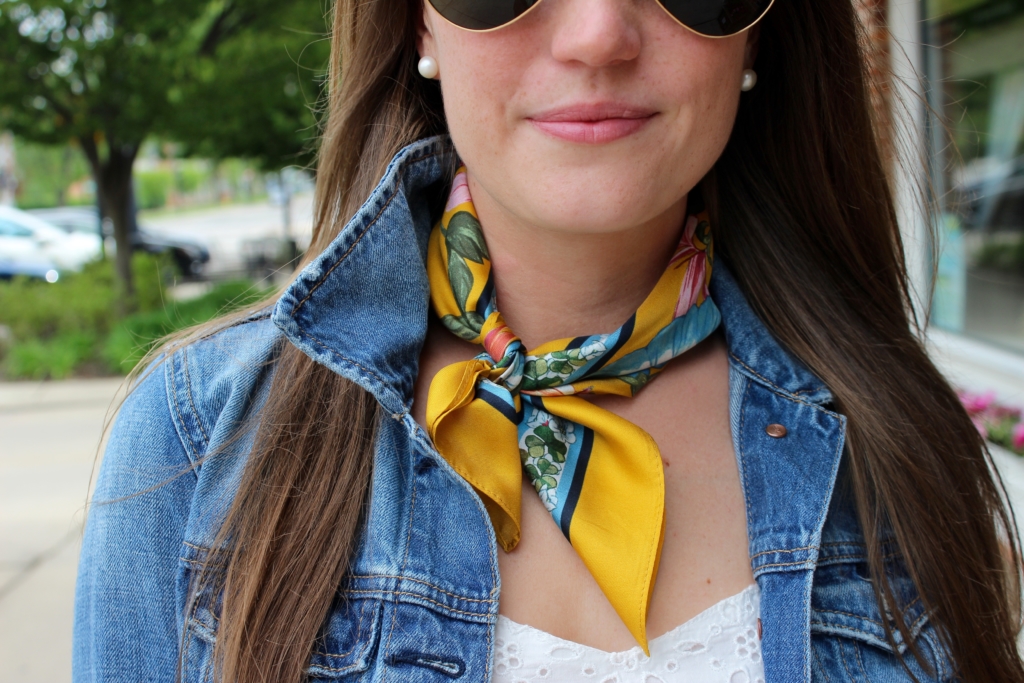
[174,0,1024,680]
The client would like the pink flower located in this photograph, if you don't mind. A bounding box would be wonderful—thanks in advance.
[671,216,709,318]
[970,416,989,440]
[959,390,996,415]
[1013,422,1024,451]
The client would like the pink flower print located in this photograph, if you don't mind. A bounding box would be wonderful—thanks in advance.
[671,216,709,318]
[446,170,472,212]
[1013,423,1024,452]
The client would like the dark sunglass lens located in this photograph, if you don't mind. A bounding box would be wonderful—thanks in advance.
[429,0,540,30]
[656,0,771,36]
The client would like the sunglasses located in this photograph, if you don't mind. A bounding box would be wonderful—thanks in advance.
[427,0,774,37]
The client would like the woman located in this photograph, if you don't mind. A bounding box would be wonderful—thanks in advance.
[74,0,1024,680]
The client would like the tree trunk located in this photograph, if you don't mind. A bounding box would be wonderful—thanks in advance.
[81,136,140,298]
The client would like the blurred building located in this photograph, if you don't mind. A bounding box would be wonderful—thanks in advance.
[882,0,1024,399]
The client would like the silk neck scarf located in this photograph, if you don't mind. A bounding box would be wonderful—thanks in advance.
[425,167,721,652]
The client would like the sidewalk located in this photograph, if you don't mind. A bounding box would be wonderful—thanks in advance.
[0,378,124,683]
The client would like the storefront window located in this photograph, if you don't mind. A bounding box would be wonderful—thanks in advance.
[925,0,1024,353]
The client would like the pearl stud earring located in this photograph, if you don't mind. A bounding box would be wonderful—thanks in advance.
[418,56,439,80]
[741,69,758,92]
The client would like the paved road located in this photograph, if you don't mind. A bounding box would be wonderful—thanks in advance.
[142,194,314,279]
[2,369,1024,681]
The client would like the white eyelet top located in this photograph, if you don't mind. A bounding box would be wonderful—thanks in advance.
[492,584,764,683]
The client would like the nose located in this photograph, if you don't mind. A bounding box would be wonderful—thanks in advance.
[548,0,642,68]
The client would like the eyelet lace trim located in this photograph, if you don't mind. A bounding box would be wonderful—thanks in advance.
[493,584,764,683]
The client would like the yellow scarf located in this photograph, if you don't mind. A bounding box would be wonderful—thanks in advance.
[425,167,720,651]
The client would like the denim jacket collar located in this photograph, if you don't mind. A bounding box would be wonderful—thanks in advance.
[273,135,833,414]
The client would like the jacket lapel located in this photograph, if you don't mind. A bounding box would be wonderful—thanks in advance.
[712,266,847,682]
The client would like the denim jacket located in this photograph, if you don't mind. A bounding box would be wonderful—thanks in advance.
[74,137,952,683]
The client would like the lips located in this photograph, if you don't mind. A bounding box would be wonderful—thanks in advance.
[527,103,656,144]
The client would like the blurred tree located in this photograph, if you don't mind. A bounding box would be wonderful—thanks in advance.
[0,0,328,295]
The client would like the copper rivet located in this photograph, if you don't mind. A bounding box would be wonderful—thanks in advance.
[757,617,763,640]
[766,423,787,438]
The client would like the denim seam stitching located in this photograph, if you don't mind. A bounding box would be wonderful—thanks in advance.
[290,149,442,316]
[341,589,492,619]
[382,473,420,683]
[853,631,870,674]
[182,346,211,445]
[168,352,201,460]
[813,599,925,631]
[729,353,837,414]
[750,545,817,560]
[345,575,496,603]
[739,380,756,558]
[838,636,859,680]
[812,644,833,683]
[309,600,372,661]
[757,559,814,570]
[299,330,395,400]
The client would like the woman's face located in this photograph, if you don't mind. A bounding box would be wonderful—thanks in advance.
[418,0,757,236]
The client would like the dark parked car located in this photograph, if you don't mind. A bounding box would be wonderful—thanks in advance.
[27,206,211,278]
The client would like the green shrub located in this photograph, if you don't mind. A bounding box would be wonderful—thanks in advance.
[135,170,175,210]
[176,166,208,194]
[103,280,273,374]
[6,332,97,380]
[0,253,198,379]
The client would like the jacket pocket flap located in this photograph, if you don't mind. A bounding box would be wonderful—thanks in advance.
[179,543,382,679]
[810,558,930,654]
[306,597,383,679]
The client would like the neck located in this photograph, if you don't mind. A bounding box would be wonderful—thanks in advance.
[467,176,688,349]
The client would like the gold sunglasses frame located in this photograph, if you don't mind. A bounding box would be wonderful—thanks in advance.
[428,0,775,38]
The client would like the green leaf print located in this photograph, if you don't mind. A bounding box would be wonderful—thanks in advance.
[464,311,486,329]
[540,476,558,489]
[549,440,567,460]
[441,314,479,341]
[525,464,541,480]
[534,425,556,444]
[525,435,544,448]
[537,459,557,475]
[445,212,491,263]
[448,255,474,315]
[549,360,569,375]
[520,448,530,465]
[619,372,652,395]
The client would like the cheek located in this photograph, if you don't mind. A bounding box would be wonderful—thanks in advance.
[436,30,531,157]
[650,36,746,183]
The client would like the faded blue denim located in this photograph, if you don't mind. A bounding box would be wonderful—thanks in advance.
[74,137,953,682]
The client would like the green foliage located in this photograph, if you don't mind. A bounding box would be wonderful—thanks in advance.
[176,165,207,194]
[13,138,92,209]
[0,0,329,167]
[6,332,97,380]
[103,280,271,373]
[0,252,270,379]
[135,170,174,210]
[0,0,330,291]
[976,236,1024,276]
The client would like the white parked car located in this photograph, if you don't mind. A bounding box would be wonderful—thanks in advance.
[0,206,101,272]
